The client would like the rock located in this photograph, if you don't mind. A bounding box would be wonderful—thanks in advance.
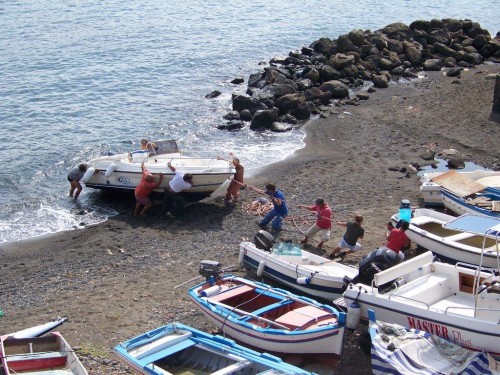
[356,92,370,100]
[440,148,460,158]
[231,77,244,84]
[205,90,221,99]
[240,109,252,121]
[443,57,457,67]
[222,111,240,120]
[290,102,311,120]
[371,74,389,88]
[217,120,245,131]
[232,94,266,114]
[270,122,291,132]
[319,80,350,98]
[446,67,463,77]
[249,109,279,130]
[405,46,422,65]
[447,158,465,169]
[419,149,436,160]
[423,59,443,71]
[275,93,304,113]
[433,42,456,57]
[330,53,355,70]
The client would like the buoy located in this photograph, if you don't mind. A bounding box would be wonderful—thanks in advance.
[346,301,361,330]
[238,248,245,265]
[297,276,311,285]
[104,163,116,177]
[256,261,266,277]
[200,285,221,298]
[80,167,95,184]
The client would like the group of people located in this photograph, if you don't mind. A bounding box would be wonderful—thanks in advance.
[68,145,410,261]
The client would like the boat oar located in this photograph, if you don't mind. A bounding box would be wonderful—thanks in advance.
[201,298,290,330]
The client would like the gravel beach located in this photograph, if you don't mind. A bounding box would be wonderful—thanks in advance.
[1,63,499,374]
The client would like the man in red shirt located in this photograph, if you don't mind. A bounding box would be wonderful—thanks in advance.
[298,198,332,249]
[386,220,410,260]
[134,161,163,217]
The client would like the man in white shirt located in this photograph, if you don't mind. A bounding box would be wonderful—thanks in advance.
[161,161,193,219]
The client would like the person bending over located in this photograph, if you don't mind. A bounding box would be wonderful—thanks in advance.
[329,214,365,260]
[134,161,163,217]
[161,161,193,218]
[298,198,332,249]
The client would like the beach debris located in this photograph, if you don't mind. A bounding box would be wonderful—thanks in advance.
[106,249,113,256]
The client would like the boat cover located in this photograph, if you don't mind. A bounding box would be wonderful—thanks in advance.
[442,214,500,237]
[370,321,498,375]
[432,170,486,197]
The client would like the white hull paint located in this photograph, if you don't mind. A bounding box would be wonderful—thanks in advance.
[240,241,358,301]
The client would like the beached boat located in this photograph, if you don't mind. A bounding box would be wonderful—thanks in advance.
[188,266,346,355]
[441,187,500,218]
[390,209,500,268]
[239,235,358,301]
[81,140,235,200]
[113,322,315,375]
[0,332,87,374]
[368,310,499,375]
[343,216,500,356]
[420,170,500,207]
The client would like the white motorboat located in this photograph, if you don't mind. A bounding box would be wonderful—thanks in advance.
[82,140,235,200]
[343,214,500,356]
[391,209,500,268]
[239,233,358,301]
[420,170,500,207]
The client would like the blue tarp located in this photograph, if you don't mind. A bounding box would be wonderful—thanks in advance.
[443,214,500,237]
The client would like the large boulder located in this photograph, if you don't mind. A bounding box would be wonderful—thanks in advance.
[275,93,304,113]
[381,23,413,41]
[405,46,422,65]
[371,74,389,88]
[250,109,279,130]
[319,80,350,98]
[232,94,266,114]
[423,59,443,71]
[329,53,355,70]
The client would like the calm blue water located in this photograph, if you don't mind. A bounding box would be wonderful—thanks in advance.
[0,1,498,243]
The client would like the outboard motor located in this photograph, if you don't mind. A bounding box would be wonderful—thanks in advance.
[356,247,402,285]
[199,260,222,283]
[253,230,275,252]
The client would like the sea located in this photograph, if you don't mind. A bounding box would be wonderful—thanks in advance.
[0,0,498,244]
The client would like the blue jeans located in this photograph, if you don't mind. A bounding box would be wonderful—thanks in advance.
[260,209,286,230]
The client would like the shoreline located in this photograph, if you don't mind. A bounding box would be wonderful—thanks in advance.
[0,63,498,374]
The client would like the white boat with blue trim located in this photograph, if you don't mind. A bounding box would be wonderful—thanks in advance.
[391,209,500,268]
[420,169,500,207]
[188,268,346,355]
[113,322,315,375]
[343,216,500,356]
[82,140,235,200]
[239,233,358,301]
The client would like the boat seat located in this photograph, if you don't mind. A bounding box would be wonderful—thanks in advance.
[6,351,68,372]
[274,305,334,330]
[430,293,474,316]
[391,273,452,306]
[443,232,475,242]
[209,285,254,303]
[411,216,442,226]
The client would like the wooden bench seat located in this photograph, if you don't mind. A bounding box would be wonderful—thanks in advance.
[274,305,335,330]
[209,285,254,303]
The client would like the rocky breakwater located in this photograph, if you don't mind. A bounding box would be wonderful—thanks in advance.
[215,18,499,132]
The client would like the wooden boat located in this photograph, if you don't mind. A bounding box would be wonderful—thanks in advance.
[239,238,358,301]
[343,219,500,357]
[82,140,235,200]
[113,322,315,375]
[420,170,500,207]
[368,310,498,374]
[188,274,346,355]
[0,332,88,374]
[390,209,500,268]
[6,317,68,339]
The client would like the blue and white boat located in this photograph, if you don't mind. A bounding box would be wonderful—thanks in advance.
[368,310,499,375]
[113,322,314,374]
[441,187,500,218]
[188,271,346,355]
[239,236,358,302]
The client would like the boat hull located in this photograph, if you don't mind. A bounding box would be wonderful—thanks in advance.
[0,332,87,375]
[391,210,500,268]
[84,153,234,199]
[420,170,500,207]
[189,275,345,355]
[441,189,500,218]
[343,252,500,356]
[239,241,358,301]
[113,322,311,375]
